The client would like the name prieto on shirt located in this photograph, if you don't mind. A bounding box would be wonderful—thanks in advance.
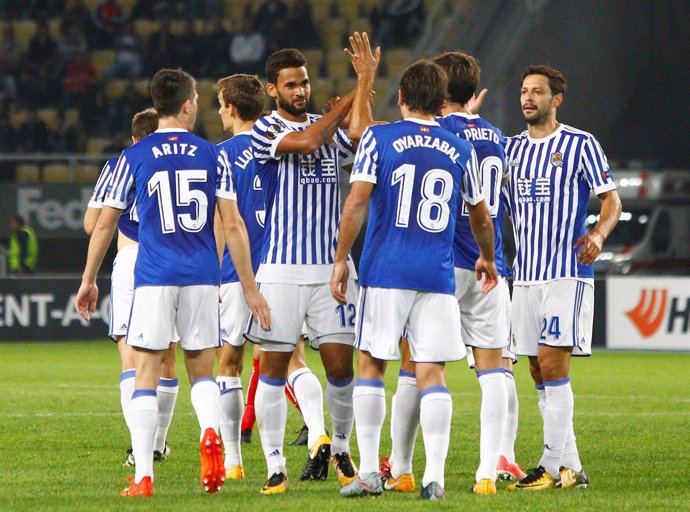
[392,135,460,163]
[462,127,500,144]
[151,143,198,159]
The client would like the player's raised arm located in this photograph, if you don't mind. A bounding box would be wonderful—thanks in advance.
[344,31,380,142]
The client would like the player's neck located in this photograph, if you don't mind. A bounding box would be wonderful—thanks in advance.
[233,118,255,134]
[439,102,469,116]
[276,107,307,123]
[527,117,560,139]
[401,105,435,122]
[158,117,189,131]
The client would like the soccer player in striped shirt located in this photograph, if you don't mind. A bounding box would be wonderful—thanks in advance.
[76,68,270,497]
[333,33,497,500]
[83,108,179,468]
[246,48,359,494]
[504,65,621,491]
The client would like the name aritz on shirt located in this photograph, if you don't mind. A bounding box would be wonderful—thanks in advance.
[151,143,198,159]
[392,135,460,163]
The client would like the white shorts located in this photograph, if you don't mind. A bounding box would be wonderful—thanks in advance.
[245,281,358,350]
[511,280,593,357]
[219,281,250,347]
[108,245,137,340]
[455,268,509,350]
[355,287,465,363]
[127,285,221,351]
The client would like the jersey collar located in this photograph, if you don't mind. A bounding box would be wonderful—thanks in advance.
[403,118,440,127]
[155,128,188,133]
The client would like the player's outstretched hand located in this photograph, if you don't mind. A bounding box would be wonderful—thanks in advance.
[574,230,604,265]
[330,261,350,305]
[245,288,271,331]
[475,257,499,294]
[344,31,380,79]
[468,88,488,115]
[76,281,98,321]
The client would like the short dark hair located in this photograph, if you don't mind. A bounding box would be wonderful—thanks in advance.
[131,108,158,139]
[150,68,197,117]
[12,214,24,225]
[521,65,567,97]
[266,49,307,84]
[399,60,447,115]
[215,74,266,121]
[432,51,480,105]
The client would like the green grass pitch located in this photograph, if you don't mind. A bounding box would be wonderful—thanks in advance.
[0,341,688,511]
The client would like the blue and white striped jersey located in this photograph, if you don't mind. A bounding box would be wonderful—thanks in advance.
[505,124,616,283]
[88,157,139,242]
[104,128,236,287]
[251,111,355,284]
[438,112,509,276]
[352,118,483,294]
[218,132,265,284]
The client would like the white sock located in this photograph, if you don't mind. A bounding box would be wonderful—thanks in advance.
[420,387,452,488]
[190,377,221,439]
[154,377,178,453]
[129,390,157,484]
[476,369,507,481]
[325,374,355,455]
[390,371,419,477]
[500,370,519,462]
[536,383,546,420]
[352,380,386,474]
[561,424,582,471]
[539,378,574,478]
[119,369,135,430]
[288,368,325,449]
[217,376,243,467]
[255,375,287,477]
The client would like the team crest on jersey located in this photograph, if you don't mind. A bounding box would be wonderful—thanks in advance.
[550,152,563,167]
[265,123,283,140]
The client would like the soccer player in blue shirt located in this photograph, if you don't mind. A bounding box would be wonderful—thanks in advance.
[504,65,621,491]
[332,33,497,500]
[83,108,178,468]
[76,68,270,497]
[246,49,359,494]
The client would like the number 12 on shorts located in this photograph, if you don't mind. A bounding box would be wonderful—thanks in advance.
[540,316,561,341]
[336,303,356,328]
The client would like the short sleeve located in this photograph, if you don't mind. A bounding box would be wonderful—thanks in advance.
[350,126,378,185]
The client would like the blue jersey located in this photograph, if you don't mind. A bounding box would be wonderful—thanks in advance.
[88,157,139,242]
[251,111,354,282]
[104,128,236,287]
[505,124,616,283]
[218,132,265,284]
[352,119,483,294]
[438,113,509,276]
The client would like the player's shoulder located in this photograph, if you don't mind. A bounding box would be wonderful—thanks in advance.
[506,130,529,146]
[218,132,252,152]
[559,123,597,142]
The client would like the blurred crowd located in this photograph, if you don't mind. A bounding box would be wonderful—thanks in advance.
[0,0,425,159]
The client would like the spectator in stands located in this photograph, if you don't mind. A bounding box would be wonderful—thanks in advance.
[254,0,287,35]
[8,214,38,274]
[56,22,89,76]
[228,17,266,76]
[62,50,96,107]
[172,19,203,76]
[90,0,127,49]
[0,113,18,178]
[284,0,320,49]
[26,19,58,76]
[199,17,230,77]
[78,84,110,136]
[17,66,52,108]
[186,0,221,19]
[108,83,148,134]
[17,110,49,153]
[61,0,92,36]
[370,0,425,48]
[144,17,176,76]
[0,55,17,116]
[0,24,24,74]
[106,21,144,80]
[50,109,82,153]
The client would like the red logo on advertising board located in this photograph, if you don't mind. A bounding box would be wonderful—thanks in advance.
[625,288,668,337]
